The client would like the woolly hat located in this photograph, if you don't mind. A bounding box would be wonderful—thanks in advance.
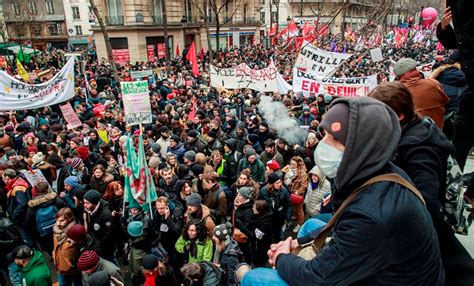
[64,176,79,188]
[83,189,102,205]
[245,148,256,158]
[38,118,49,126]
[267,172,281,184]
[151,143,161,154]
[26,145,39,154]
[226,109,237,118]
[77,250,100,271]
[5,149,16,159]
[237,187,252,199]
[307,132,317,141]
[184,150,196,162]
[88,271,111,286]
[207,129,218,139]
[170,135,180,143]
[47,153,63,168]
[247,134,259,145]
[324,95,333,103]
[186,192,202,207]
[75,146,90,161]
[187,129,200,138]
[142,254,159,270]
[7,245,33,260]
[190,164,204,177]
[32,152,45,165]
[127,221,144,237]
[68,157,83,169]
[70,137,82,145]
[393,58,417,77]
[213,222,232,241]
[266,160,280,172]
[319,102,350,146]
[66,224,87,241]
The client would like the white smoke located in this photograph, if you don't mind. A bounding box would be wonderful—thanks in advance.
[258,96,306,145]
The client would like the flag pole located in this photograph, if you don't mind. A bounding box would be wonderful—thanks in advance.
[139,123,154,219]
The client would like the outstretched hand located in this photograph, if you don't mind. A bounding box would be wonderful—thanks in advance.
[441,8,452,30]
[268,237,292,267]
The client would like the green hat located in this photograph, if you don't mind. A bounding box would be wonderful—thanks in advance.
[127,221,144,237]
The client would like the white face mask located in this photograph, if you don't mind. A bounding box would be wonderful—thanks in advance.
[314,140,344,178]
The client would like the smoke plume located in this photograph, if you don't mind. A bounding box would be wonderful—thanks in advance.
[258,96,306,145]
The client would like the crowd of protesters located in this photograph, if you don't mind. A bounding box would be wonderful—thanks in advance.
[0,9,473,286]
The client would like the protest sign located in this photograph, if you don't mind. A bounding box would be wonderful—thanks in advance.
[121,80,152,126]
[131,70,154,79]
[370,47,383,62]
[293,69,377,96]
[294,41,352,77]
[210,63,291,94]
[60,103,82,129]
[0,57,75,110]
[388,61,434,81]
[20,169,51,189]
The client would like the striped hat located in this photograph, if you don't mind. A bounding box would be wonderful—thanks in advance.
[77,250,100,271]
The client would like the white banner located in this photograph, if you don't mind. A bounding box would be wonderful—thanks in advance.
[293,69,378,97]
[294,41,352,78]
[121,80,152,126]
[0,57,75,110]
[389,61,435,81]
[210,63,291,94]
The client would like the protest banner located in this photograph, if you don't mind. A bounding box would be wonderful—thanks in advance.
[20,169,51,189]
[293,69,377,96]
[131,70,154,79]
[370,47,383,62]
[121,80,152,126]
[210,63,291,94]
[0,56,75,110]
[60,103,82,129]
[294,41,352,77]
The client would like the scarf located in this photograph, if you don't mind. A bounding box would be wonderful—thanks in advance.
[53,221,75,245]
[144,272,157,286]
[188,240,198,258]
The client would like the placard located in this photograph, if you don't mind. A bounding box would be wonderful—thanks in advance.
[60,103,82,129]
[121,80,152,125]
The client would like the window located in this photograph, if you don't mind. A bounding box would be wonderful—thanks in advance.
[260,11,265,22]
[49,22,63,35]
[271,11,277,22]
[46,0,54,14]
[184,0,192,21]
[107,0,123,17]
[243,4,247,22]
[28,2,37,15]
[72,7,80,19]
[75,25,83,35]
[11,3,20,15]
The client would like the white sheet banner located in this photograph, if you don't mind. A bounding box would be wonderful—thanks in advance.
[293,69,378,97]
[0,57,75,110]
[121,80,152,126]
[210,63,291,94]
[294,41,352,77]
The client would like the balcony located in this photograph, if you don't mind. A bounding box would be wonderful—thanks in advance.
[106,16,124,25]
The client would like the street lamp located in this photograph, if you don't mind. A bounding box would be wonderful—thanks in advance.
[181,15,188,50]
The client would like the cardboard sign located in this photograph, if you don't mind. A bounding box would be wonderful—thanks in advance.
[60,103,82,129]
[20,169,51,189]
[370,47,383,62]
[121,80,152,125]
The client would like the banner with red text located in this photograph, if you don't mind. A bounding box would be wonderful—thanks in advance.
[293,69,377,97]
[210,63,291,94]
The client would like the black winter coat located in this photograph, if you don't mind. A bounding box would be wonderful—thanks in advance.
[84,200,115,257]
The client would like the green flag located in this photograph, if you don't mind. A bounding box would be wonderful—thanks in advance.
[123,134,157,213]
[16,49,24,63]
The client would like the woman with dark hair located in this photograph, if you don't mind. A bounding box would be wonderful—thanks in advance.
[88,129,104,154]
[166,153,180,175]
[282,156,308,233]
[175,220,213,263]
[175,180,193,208]
[89,164,115,193]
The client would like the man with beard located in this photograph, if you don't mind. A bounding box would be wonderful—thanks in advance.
[184,193,216,234]
[237,149,266,186]
[158,167,179,200]
[260,139,284,167]
[231,122,248,154]
[82,190,115,263]
[156,126,170,159]
[204,130,223,156]
[184,129,207,154]
[257,122,277,147]
[209,120,229,143]
[167,135,186,163]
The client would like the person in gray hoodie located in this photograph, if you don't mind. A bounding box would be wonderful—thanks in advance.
[269,97,444,285]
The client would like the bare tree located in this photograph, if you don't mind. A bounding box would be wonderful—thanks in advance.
[89,0,118,79]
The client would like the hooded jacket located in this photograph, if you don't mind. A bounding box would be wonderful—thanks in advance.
[17,250,52,286]
[83,200,115,257]
[430,64,468,113]
[219,240,242,286]
[304,165,331,217]
[237,150,265,185]
[398,69,450,128]
[276,97,444,285]
[167,142,186,163]
[6,177,31,225]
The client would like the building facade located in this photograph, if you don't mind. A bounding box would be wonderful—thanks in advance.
[92,0,261,64]
[63,0,96,49]
[3,0,68,50]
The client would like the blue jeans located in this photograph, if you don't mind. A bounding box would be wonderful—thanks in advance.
[241,268,289,286]
[58,273,83,286]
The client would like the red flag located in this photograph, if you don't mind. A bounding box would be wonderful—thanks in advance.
[185,41,199,77]
[287,19,299,37]
[268,24,277,36]
[176,44,180,57]
[200,48,205,62]
[302,21,312,36]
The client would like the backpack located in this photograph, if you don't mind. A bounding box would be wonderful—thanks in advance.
[443,155,472,234]
[215,186,233,217]
[201,261,227,286]
[36,205,58,237]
